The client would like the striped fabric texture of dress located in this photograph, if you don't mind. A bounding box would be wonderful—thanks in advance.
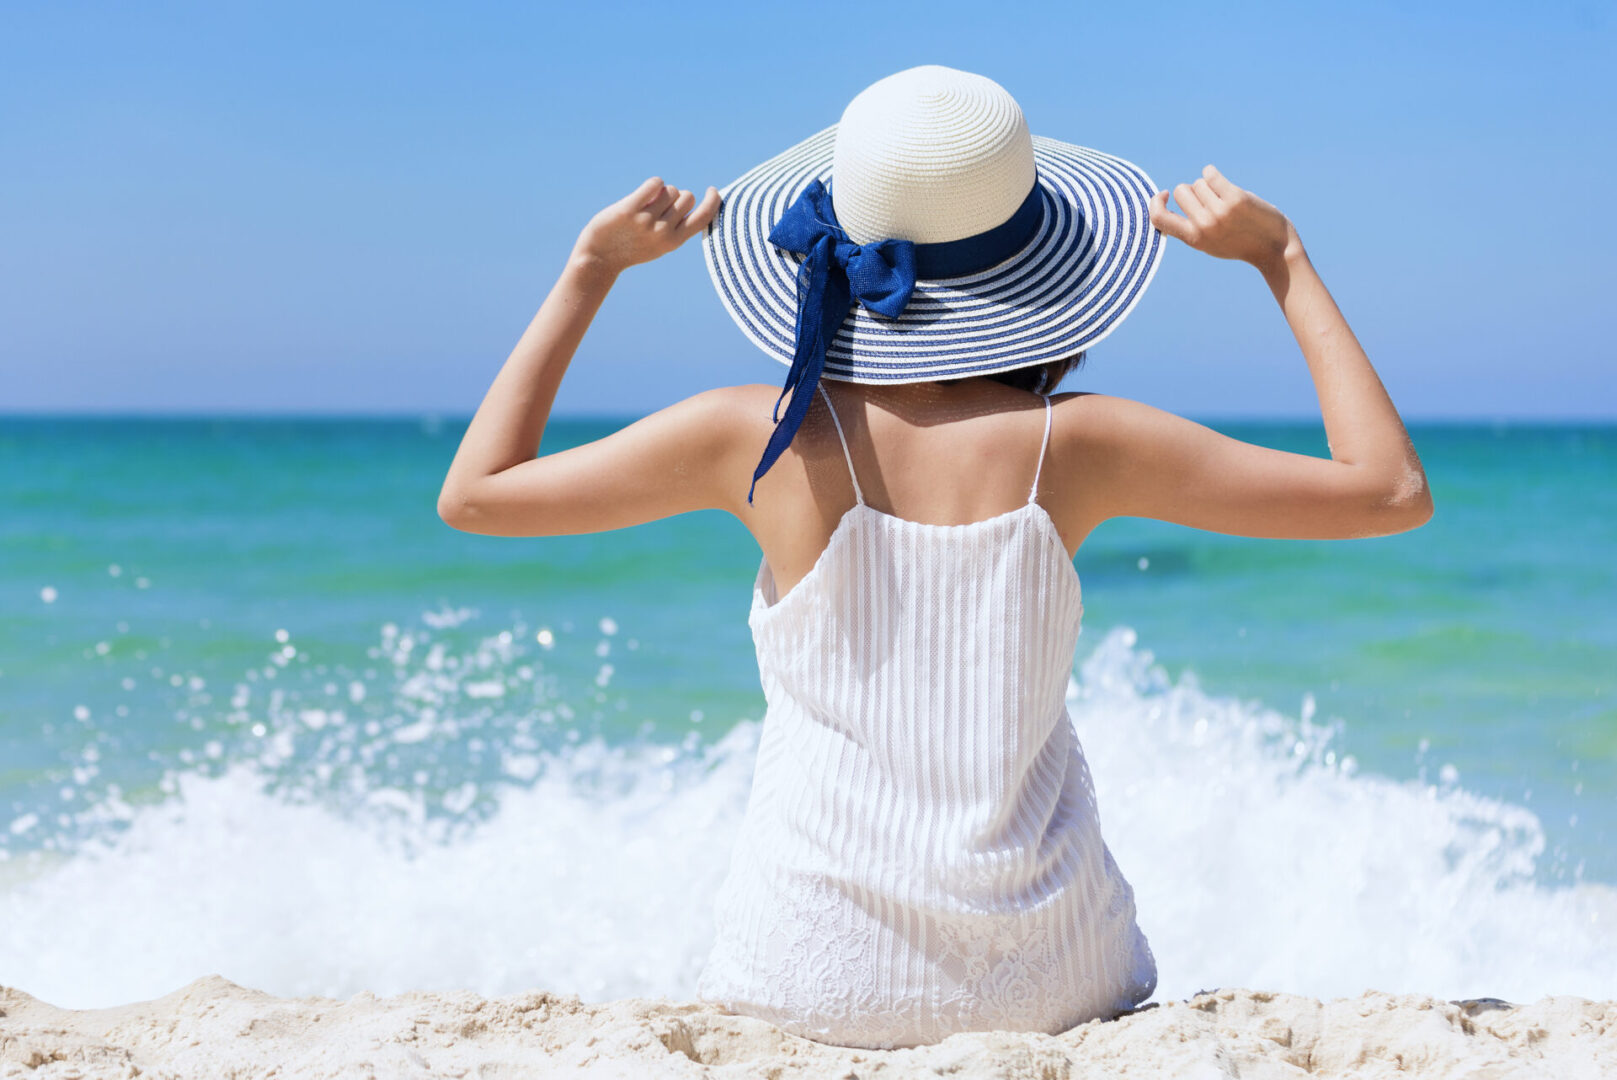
[696,383,1158,1049]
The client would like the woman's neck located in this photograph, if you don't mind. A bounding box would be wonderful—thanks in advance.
[825,375,1030,424]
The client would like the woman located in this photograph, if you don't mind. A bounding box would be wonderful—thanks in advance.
[438,66,1432,1049]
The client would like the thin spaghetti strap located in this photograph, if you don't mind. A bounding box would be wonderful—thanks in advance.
[817,383,865,506]
[1028,391,1053,504]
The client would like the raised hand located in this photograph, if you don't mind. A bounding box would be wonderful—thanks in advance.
[573,177,722,274]
[1149,165,1298,273]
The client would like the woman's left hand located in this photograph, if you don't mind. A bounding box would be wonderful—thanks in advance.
[572,176,721,274]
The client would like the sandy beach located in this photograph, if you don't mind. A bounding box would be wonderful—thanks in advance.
[1,976,1610,1079]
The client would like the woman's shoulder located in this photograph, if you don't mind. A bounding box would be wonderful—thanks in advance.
[674,381,1190,454]
[654,383,820,470]
[676,383,793,416]
[671,383,782,410]
[673,382,844,440]
[656,384,784,437]
[1043,392,1222,498]
[1049,390,1190,448]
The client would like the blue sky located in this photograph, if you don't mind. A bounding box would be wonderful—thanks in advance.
[3,1,1612,419]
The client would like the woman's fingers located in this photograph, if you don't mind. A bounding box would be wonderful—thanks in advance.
[582,178,721,270]
[1151,166,1291,264]
[630,180,676,217]
[1173,182,1210,224]
[627,178,721,237]
[682,186,722,235]
[1201,163,1239,199]
[644,183,679,218]
[626,176,665,210]
[1149,189,1198,244]
[660,188,697,224]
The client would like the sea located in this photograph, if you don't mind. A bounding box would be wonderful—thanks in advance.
[1,415,1612,1011]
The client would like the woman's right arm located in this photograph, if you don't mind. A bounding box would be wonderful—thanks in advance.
[1077,165,1432,540]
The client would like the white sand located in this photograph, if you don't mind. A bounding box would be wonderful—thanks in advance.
[2,976,1612,1079]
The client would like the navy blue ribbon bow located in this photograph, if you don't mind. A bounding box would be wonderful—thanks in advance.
[746,173,1046,503]
[749,178,916,503]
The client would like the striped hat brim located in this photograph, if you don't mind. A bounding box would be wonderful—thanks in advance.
[703,123,1166,384]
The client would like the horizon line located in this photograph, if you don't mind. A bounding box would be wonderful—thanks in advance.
[2,410,1615,427]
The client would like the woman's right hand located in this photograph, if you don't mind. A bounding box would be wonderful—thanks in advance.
[1149,165,1298,274]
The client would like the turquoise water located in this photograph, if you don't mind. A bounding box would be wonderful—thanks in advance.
[1,415,1613,1008]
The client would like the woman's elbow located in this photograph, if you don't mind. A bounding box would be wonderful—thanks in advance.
[437,487,477,531]
[1387,492,1434,533]
[1374,468,1434,534]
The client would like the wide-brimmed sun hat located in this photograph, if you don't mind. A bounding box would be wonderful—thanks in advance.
[703,64,1166,503]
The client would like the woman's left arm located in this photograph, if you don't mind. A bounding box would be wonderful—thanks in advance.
[437,176,737,537]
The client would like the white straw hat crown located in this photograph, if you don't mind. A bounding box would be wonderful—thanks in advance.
[830,66,1037,246]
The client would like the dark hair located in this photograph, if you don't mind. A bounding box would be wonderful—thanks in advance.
[982,351,1087,394]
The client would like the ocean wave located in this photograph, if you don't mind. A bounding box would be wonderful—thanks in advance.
[1,623,1611,1009]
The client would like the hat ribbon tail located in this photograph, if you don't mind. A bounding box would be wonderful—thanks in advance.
[748,179,917,504]
[748,233,851,504]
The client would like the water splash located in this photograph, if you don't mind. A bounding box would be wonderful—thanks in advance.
[1,623,1611,1010]
[1068,628,1613,1004]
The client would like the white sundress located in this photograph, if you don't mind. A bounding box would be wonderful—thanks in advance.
[696,383,1157,1049]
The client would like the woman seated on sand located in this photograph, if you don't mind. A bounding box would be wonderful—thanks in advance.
[437,65,1431,1049]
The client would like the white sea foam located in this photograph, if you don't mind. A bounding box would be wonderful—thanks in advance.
[1,627,1611,1010]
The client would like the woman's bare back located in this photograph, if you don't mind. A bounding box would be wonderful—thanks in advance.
[736,377,1096,599]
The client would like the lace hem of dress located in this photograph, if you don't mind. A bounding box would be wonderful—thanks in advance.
[697,856,1158,1050]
